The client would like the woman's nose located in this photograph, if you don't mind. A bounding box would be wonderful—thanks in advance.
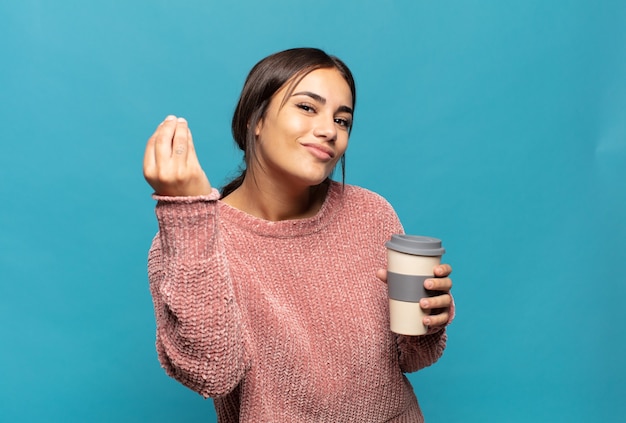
[313,115,337,141]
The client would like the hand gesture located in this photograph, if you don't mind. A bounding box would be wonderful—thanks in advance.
[143,115,212,197]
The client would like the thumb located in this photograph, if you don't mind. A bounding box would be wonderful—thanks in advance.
[376,268,387,283]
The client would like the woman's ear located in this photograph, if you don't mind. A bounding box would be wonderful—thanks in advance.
[245,118,263,137]
[254,118,263,137]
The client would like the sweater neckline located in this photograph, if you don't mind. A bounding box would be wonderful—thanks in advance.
[218,181,343,238]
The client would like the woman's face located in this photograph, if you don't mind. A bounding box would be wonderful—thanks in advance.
[253,67,353,189]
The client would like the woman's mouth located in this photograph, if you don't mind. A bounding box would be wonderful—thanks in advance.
[301,143,334,161]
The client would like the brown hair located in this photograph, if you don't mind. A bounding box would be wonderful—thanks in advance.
[221,47,356,197]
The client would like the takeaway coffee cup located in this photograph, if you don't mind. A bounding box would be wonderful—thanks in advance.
[386,235,445,335]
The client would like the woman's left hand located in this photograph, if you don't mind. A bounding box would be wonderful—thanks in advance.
[376,264,453,331]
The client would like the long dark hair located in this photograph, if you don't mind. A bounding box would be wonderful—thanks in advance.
[221,47,356,197]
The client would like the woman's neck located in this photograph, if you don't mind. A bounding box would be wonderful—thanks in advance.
[221,174,329,222]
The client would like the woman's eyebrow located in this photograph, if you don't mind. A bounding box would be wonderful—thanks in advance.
[337,105,353,115]
[293,91,326,104]
[292,91,353,115]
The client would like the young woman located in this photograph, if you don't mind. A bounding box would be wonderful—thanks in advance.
[143,47,454,422]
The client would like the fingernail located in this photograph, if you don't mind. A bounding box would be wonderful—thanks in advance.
[424,318,431,325]
[425,279,434,289]
[421,299,429,308]
[177,117,187,123]
[165,115,176,121]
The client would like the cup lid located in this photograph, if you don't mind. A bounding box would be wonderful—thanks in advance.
[385,234,445,256]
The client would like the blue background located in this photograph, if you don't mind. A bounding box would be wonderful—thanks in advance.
[2,1,625,422]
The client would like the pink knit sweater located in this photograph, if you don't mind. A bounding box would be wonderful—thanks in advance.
[148,182,449,422]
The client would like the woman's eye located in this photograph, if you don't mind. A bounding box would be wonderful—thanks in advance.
[297,103,315,113]
[335,118,352,128]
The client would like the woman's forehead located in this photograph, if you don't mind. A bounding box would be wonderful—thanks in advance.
[280,68,353,107]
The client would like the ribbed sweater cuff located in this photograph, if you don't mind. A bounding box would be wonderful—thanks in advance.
[153,188,221,257]
[152,187,221,203]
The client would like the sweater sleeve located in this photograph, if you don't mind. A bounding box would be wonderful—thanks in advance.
[397,296,455,373]
[147,189,249,398]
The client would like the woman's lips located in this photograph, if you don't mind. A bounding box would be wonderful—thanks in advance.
[301,143,334,160]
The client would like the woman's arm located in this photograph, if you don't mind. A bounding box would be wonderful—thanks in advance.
[144,116,248,398]
[148,193,249,398]
[375,197,455,374]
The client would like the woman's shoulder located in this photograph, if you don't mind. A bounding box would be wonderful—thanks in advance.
[328,181,403,235]
[331,182,397,215]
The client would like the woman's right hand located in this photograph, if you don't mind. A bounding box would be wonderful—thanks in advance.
[143,115,212,197]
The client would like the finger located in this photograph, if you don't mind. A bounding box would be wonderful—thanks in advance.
[143,132,157,178]
[420,293,452,311]
[434,263,452,277]
[155,115,178,163]
[185,125,200,167]
[144,116,175,179]
[423,311,449,328]
[424,276,452,292]
[172,117,190,161]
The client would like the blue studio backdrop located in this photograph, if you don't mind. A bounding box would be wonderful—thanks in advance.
[1,1,625,422]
